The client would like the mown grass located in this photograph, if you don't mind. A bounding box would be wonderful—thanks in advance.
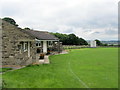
[0,68,13,73]
[2,48,118,88]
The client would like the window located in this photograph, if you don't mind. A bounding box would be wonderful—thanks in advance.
[36,41,41,47]
[24,42,28,51]
[19,42,28,52]
[48,41,53,46]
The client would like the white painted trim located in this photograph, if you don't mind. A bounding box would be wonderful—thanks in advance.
[43,41,47,53]
[24,42,27,52]
[28,42,30,57]
[48,41,53,47]
[36,41,42,47]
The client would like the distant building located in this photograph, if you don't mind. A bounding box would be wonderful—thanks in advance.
[90,40,96,48]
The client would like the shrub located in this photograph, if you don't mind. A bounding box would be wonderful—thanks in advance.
[39,53,45,59]
[1,68,13,72]
[26,64,34,67]
[46,51,51,55]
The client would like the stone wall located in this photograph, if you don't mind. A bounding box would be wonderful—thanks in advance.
[2,20,37,66]
[52,42,63,52]
[0,19,2,67]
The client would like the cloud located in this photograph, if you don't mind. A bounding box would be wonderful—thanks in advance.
[0,0,119,40]
[104,28,118,35]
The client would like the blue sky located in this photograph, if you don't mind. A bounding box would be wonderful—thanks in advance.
[0,0,119,40]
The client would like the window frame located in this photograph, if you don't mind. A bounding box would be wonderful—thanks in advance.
[36,41,41,47]
[24,42,28,52]
[48,41,53,47]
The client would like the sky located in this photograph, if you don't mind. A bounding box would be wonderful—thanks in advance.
[0,0,119,40]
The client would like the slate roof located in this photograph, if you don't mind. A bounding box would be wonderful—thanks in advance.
[1,19,59,41]
[24,30,59,40]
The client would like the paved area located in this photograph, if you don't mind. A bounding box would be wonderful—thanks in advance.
[39,55,50,64]
[37,50,68,64]
[1,65,25,69]
[56,50,68,55]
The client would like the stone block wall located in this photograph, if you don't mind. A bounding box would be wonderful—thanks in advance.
[2,20,37,66]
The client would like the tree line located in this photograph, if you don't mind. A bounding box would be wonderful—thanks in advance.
[51,33,88,45]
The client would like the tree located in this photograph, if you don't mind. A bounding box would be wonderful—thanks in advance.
[51,32,88,45]
[51,33,69,45]
[2,17,18,26]
[79,38,88,45]
[24,27,31,30]
[103,44,108,46]
[68,34,79,45]
[95,39,103,46]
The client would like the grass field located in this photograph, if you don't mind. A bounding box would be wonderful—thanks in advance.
[0,68,13,73]
[2,48,118,88]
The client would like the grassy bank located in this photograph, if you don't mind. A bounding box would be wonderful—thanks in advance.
[2,48,118,88]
